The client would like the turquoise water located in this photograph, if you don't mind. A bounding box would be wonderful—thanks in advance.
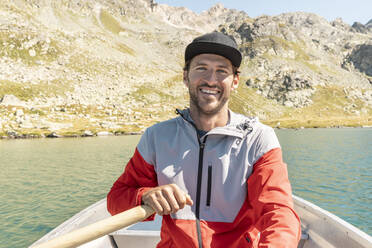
[0,128,371,247]
[276,128,372,236]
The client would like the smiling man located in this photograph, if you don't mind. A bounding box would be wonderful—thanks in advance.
[107,32,301,248]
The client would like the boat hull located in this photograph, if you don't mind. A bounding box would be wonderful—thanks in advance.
[30,196,372,248]
[293,195,372,248]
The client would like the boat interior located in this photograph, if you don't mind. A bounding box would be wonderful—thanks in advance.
[30,196,372,248]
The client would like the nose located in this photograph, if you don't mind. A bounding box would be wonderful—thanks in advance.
[202,70,218,85]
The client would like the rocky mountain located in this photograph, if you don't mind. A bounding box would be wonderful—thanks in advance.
[352,18,372,34]
[223,13,372,105]
[0,0,371,138]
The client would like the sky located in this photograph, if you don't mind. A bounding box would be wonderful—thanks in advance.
[156,0,371,25]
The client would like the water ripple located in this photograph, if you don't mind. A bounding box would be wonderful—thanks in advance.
[277,128,372,236]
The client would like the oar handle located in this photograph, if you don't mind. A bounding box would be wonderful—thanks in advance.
[32,205,155,248]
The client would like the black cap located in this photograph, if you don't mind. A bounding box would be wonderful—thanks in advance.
[185,32,242,67]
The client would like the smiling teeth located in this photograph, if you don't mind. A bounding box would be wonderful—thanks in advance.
[201,89,218,94]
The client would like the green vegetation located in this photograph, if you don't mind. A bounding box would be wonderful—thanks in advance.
[68,53,108,74]
[230,76,285,119]
[28,108,47,116]
[0,80,72,101]
[2,83,371,139]
[116,42,135,56]
[163,74,184,87]
[244,36,310,61]
[231,83,372,128]
[99,10,124,34]
[0,31,60,66]
[301,61,321,73]
[273,86,371,128]
[132,84,178,103]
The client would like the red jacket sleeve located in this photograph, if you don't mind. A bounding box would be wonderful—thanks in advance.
[247,147,301,248]
[107,148,158,216]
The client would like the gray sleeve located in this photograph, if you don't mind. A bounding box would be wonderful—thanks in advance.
[136,127,156,166]
[251,125,281,165]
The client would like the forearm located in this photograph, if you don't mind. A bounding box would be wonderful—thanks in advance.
[107,179,152,215]
[107,148,158,216]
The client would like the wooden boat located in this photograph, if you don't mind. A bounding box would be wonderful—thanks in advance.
[31,195,372,248]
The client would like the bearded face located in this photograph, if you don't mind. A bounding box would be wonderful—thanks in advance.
[184,54,238,116]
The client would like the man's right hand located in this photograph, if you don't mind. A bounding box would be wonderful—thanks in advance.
[141,184,193,216]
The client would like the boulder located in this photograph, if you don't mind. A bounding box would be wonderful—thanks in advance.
[249,70,315,108]
[366,19,372,30]
[331,18,350,31]
[97,131,113,136]
[83,130,94,137]
[0,95,27,107]
[6,131,19,138]
[348,44,372,76]
[47,132,62,138]
[351,22,368,33]
[29,49,36,57]
[15,109,24,117]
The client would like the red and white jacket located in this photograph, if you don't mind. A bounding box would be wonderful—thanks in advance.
[107,109,301,248]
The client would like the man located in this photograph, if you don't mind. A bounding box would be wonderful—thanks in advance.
[107,32,301,247]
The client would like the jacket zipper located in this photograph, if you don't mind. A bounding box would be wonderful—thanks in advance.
[175,109,206,248]
[206,165,212,207]
[195,136,207,248]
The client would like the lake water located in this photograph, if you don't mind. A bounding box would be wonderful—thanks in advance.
[0,128,371,247]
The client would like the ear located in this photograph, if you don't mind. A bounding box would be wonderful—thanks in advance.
[231,74,239,90]
[183,70,189,87]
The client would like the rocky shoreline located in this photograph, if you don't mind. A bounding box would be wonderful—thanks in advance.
[0,130,142,139]
[2,126,372,140]
[1,119,371,140]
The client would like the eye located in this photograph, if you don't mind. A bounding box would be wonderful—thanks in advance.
[195,66,207,72]
[217,69,229,74]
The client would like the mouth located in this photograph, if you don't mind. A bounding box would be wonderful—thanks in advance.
[199,87,221,95]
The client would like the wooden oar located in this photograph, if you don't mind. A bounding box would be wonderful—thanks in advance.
[32,205,155,248]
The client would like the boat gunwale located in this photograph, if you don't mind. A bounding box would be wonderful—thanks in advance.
[293,195,372,246]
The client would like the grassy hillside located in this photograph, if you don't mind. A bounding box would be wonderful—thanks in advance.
[0,1,371,138]
[231,83,372,128]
